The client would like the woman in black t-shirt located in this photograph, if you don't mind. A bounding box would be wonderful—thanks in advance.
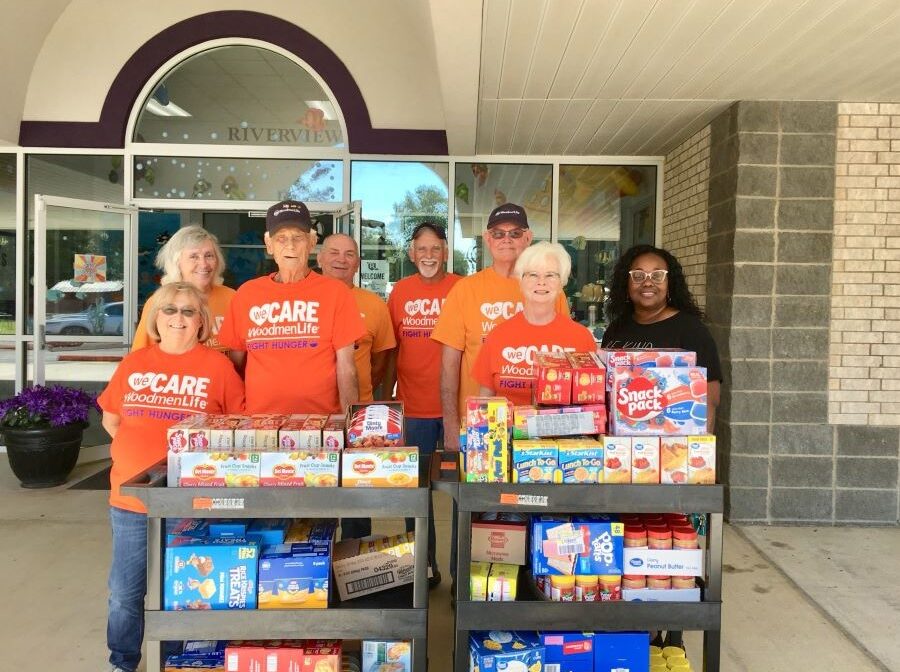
[602,244,722,431]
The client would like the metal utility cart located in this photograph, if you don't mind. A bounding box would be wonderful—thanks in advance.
[430,452,724,672]
[123,461,431,672]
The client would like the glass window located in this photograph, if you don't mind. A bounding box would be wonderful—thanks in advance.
[453,163,552,275]
[133,156,342,203]
[558,164,657,326]
[350,161,449,297]
[133,45,344,148]
[0,154,15,336]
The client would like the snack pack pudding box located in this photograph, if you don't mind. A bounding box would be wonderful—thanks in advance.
[164,537,258,611]
[610,366,708,436]
[598,349,697,391]
[469,631,544,672]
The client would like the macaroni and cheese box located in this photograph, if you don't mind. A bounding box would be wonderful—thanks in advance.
[539,633,593,672]
[259,449,340,487]
[512,440,558,483]
[567,351,606,404]
[257,542,331,609]
[687,434,717,484]
[340,447,419,487]
[322,415,345,449]
[470,561,491,601]
[610,366,708,436]
[178,451,261,487]
[362,641,411,672]
[631,437,660,484]
[464,397,510,482]
[471,517,528,565]
[487,562,518,601]
[556,439,604,483]
[533,352,574,405]
[469,631,544,672]
[164,537,258,611]
[601,436,631,484]
[660,437,688,485]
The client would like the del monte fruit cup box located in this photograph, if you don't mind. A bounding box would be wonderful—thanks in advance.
[259,449,340,487]
[341,447,419,487]
[610,366,708,436]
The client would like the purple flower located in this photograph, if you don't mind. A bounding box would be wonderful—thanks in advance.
[0,385,98,429]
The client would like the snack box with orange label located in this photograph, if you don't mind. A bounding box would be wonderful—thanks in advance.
[631,437,660,484]
[362,641,411,672]
[567,351,606,404]
[660,437,689,484]
[602,436,632,484]
[346,402,404,448]
[465,396,511,482]
[512,440,559,483]
[687,435,716,484]
[322,415,345,449]
[598,348,697,390]
[340,447,419,487]
[259,450,340,487]
[257,542,331,610]
[533,351,574,405]
[164,536,258,611]
[610,366,708,436]
[557,438,604,483]
[178,451,261,487]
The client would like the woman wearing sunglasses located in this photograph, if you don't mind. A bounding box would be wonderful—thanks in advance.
[98,282,244,672]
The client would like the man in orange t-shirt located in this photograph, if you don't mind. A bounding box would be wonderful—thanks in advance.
[318,234,396,402]
[218,201,366,414]
[431,203,568,450]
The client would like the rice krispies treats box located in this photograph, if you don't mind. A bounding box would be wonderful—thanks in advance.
[164,537,258,610]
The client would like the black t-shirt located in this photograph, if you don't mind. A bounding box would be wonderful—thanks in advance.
[601,311,723,382]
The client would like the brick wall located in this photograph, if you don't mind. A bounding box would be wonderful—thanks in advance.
[661,125,711,307]
[831,102,900,426]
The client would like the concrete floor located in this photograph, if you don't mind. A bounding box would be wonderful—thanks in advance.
[0,456,896,672]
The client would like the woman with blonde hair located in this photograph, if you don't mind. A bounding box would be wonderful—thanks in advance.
[132,225,234,351]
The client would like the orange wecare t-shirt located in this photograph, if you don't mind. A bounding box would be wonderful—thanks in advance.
[217,272,366,414]
[351,286,396,402]
[387,272,461,418]
[431,267,569,420]
[132,284,236,352]
[98,344,245,513]
[472,312,596,406]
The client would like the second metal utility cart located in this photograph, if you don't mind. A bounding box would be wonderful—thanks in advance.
[431,451,725,672]
[123,462,432,672]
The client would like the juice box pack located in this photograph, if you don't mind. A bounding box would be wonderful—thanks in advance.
[512,440,559,483]
[178,451,261,487]
[599,348,697,390]
[533,351,575,405]
[257,542,331,609]
[322,415,345,449]
[164,537,258,611]
[464,397,510,482]
[278,414,324,450]
[341,447,419,487]
[557,438,604,484]
[610,366,708,436]
[259,449,340,487]
[469,631,544,672]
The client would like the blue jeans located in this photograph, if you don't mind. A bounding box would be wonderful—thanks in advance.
[404,417,441,574]
[108,507,147,672]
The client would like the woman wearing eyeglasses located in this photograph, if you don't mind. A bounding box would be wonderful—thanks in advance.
[98,282,244,672]
[472,242,595,406]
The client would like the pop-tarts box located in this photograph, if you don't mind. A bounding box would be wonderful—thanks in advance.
[610,366,708,436]
[593,632,649,672]
[165,518,209,543]
[164,537,258,611]
[540,632,593,672]
[571,515,624,576]
[469,631,544,672]
[531,515,577,575]
[247,518,291,547]
[257,542,331,609]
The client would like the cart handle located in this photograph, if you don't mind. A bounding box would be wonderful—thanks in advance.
[120,458,168,488]
[430,449,460,484]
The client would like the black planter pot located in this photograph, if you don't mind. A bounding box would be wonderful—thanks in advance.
[2,422,87,488]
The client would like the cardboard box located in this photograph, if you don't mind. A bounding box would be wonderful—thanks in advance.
[332,533,417,601]
[540,632,594,672]
[470,562,490,601]
[623,547,704,576]
[659,437,688,485]
[631,437,660,484]
[322,415,345,449]
[278,414,315,450]
[341,447,419,487]
[257,542,331,609]
[512,440,559,483]
[487,563,518,601]
[525,405,607,439]
[469,631,544,672]
[464,397,510,482]
[533,351,574,405]
[362,641,411,672]
[233,417,257,449]
[567,351,606,404]
[621,587,701,602]
[610,366,708,436]
[602,436,632,484]
[687,435,716,484]
[471,517,528,565]
[593,632,649,672]
[259,449,340,487]
[179,451,261,487]
[346,402,404,448]
[164,537,258,610]
[557,439,604,484]
[203,414,244,449]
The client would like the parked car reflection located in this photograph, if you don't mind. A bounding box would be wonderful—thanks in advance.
[45,302,124,336]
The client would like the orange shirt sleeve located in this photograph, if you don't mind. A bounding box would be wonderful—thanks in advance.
[216,290,246,352]
[130,303,151,351]
[431,282,466,351]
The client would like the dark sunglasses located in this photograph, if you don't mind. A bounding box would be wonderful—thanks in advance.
[488,228,527,240]
[161,305,199,318]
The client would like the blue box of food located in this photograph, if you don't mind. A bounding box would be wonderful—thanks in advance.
[593,632,649,672]
[164,537,258,611]
[257,542,331,609]
[531,516,623,576]
[570,515,624,576]
[540,632,594,672]
[165,518,209,543]
[247,518,291,547]
[531,515,576,575]
[470,631,544,672]
[207,519,249,538]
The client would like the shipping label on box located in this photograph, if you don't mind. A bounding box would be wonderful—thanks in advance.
[621,587,701,602]
[487,562,519,601]
[557,440,604,483]
[687,435,716,484]
[469,631,544,672]
[602,436,632,483]
[464,397,510,483]
[624,547,704,576]
[362,641,411,672]
[660,437,688,485]
[512,440,558,483]
[257,543,330,609]
[341,447,419,487]
[567,351,606,404]
[533,351,574,405]
[540,633,594,672]
[164,537,258,611]
[631,437,660,484]
[471,518,528,565]
[611,366,708,436]
[332,534,417,601]
[179,452,261,487]
[259,450,340,487]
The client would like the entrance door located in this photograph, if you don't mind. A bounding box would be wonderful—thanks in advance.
[33,196,137,448]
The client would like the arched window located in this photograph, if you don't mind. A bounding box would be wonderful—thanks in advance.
[133,45,344,148]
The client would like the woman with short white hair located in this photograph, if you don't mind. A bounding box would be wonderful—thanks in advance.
[472,241,594,406]
[132,225,235,351]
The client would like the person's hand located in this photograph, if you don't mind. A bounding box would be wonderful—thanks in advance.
[443,426,460,452]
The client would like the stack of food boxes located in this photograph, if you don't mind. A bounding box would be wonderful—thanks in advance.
[469,513,528,601]
[469,631,651,672]
[223,639,341,672]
